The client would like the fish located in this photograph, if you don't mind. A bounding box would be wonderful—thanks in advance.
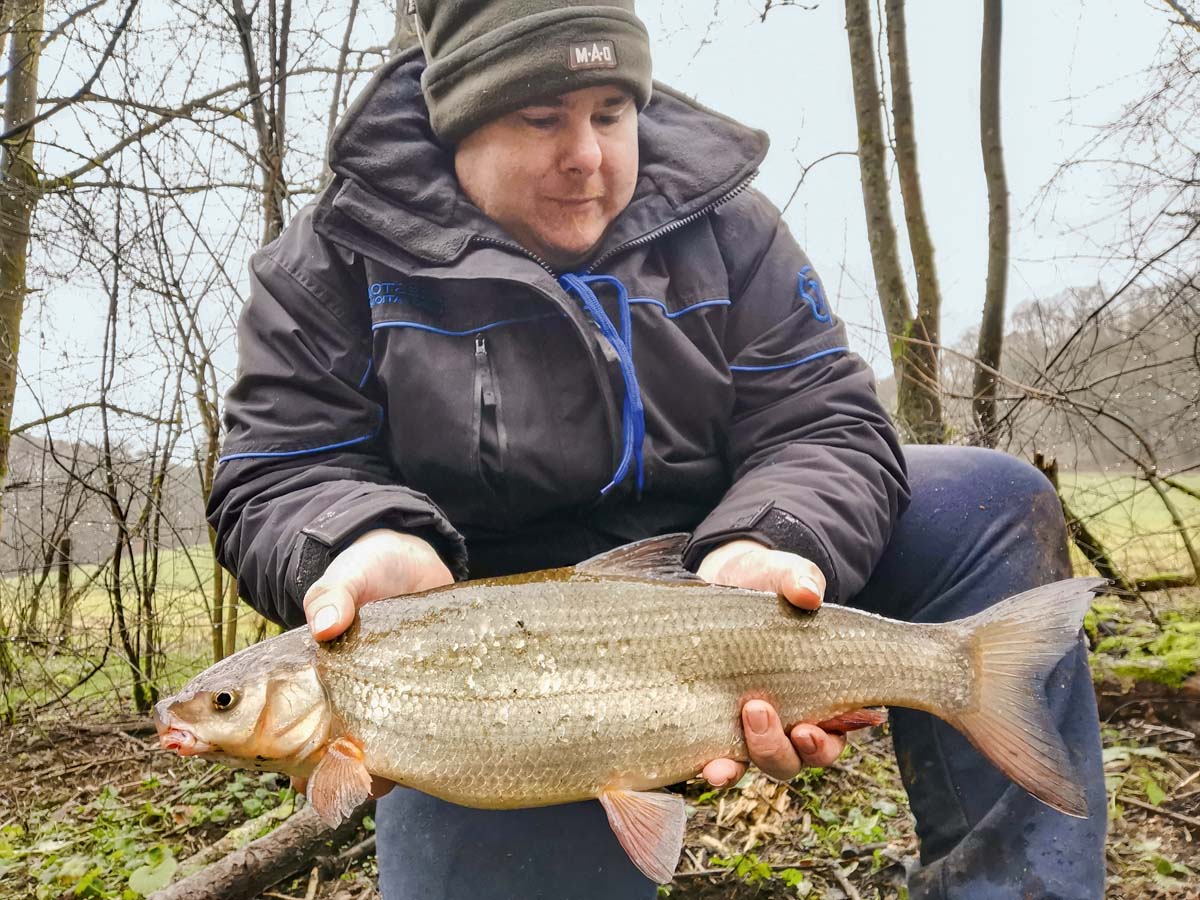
[154,533,1102,884]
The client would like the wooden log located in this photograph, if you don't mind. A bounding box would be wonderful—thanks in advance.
[149,802,373,900]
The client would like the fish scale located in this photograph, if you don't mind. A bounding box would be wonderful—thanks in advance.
[317,575,971,808]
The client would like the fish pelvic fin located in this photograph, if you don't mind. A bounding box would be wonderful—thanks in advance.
[599,788,687,884]
[952,577,1105,818]
[307,736,372,827]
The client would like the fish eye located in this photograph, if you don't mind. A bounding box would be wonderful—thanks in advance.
[212,690,239,711]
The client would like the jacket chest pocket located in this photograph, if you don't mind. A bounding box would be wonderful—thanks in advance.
[472,335,508,499]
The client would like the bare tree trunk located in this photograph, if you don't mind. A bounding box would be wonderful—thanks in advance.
[230,0,292,244]
[55,534,71,638]
[210,532,225,661]
[973,0,1009,446]
[845,0,910,345]
[391,1,420,54]
[0,0,44,510]
[884,0,943,444]
[222,563,239,658]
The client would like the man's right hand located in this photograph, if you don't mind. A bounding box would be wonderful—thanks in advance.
[302,528,454,642]
[296,529,452,802]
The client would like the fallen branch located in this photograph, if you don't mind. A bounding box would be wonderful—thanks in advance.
[1096,674,1200,732]
[1118,793,1200,829]
[149,802,373,900]
[176,799,300,877]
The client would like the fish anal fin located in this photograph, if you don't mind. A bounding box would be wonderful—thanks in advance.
[598,788,686,884]
[812,708,888,735]
[575,533,704,583]
[307,736,372,827]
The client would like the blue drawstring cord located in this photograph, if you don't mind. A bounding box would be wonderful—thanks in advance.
[559,273,645,497]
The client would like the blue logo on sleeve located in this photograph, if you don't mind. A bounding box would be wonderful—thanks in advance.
[798,266,831,323]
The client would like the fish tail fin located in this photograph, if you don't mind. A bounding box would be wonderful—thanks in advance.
[949,577,1105,818]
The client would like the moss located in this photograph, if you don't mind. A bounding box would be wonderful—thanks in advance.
[1090,610,1200,688]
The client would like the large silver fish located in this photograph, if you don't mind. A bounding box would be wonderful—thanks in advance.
[154,534,1100,883]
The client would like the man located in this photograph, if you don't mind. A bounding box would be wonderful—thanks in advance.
[208,2,1106,897]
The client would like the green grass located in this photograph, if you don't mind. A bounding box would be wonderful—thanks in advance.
[1058,472,1200,580]
[1,544,274,715]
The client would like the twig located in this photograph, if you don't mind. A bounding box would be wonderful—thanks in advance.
[1170,767,1200,800]
[34,749,154,780]
[1119,793,1200,828]
[831,863,864,900]
[302,867,319,900]
[677,853,872,877]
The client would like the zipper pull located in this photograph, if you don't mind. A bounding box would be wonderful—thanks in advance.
[476,335,497,407]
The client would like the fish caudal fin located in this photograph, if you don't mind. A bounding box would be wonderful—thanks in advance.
[599,788,687,884]
[951,577,1105,818]
[307,736,373,827]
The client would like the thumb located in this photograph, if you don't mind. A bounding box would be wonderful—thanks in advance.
[304,574,361,641]
[778,560,826,611]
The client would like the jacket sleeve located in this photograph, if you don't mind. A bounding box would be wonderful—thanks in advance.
[207,207,466,628]
[682,191,909,603]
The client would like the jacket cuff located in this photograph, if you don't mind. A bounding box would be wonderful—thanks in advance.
[683,502,841,603]
[284,484,468,610]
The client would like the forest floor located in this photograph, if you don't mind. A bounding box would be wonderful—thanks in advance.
[2,589,1197,900]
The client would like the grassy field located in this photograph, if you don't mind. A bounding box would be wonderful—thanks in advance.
[1059,472,1200,579]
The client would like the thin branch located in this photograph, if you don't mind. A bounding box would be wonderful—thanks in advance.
[1163,0,1200,32]
[0,0,139,143]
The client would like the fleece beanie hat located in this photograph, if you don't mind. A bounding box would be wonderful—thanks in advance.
[414,0,653,144]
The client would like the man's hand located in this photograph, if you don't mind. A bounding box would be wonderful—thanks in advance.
[303,529,453,641]
[696,539,845,787]
[297,529,453,800]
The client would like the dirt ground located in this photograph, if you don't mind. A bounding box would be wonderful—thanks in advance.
[2,702,1196,900]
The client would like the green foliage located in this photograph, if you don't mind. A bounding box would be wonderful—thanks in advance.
[710,852,774,884]
[1091,605,1200,688]
[3,770,293,899]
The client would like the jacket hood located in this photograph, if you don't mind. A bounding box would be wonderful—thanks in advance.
[318,46,769,268]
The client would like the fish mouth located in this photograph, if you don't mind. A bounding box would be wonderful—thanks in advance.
[154,699,215,756]
[158,727,215,756]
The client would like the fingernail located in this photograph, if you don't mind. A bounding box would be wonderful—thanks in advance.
[312,606,338,635]
[797,576,823,599]
[746,705,769,735]
[796,732,817,756]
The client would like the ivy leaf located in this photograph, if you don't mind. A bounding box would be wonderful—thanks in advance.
[128,851,177,896]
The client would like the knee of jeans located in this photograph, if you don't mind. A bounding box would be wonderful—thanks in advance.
[972,448,1063,528]
[908,445,1068,548]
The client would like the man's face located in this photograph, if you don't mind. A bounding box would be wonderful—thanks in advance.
[454,85,639,270]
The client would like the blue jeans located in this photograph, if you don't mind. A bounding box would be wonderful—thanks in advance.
[376,446,1107,899]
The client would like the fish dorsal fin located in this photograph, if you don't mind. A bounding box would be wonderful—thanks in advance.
[574,533,704,583]
[599,788,687,884]
[307,736,372,827]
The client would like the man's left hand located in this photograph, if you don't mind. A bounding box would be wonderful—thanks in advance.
[695,539,846,786]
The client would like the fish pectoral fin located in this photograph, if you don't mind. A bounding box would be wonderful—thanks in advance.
[598,788,686,885]
[306,736,372,828]
[812,708,888,735]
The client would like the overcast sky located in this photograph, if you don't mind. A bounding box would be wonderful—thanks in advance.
[640,0,1169,368]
